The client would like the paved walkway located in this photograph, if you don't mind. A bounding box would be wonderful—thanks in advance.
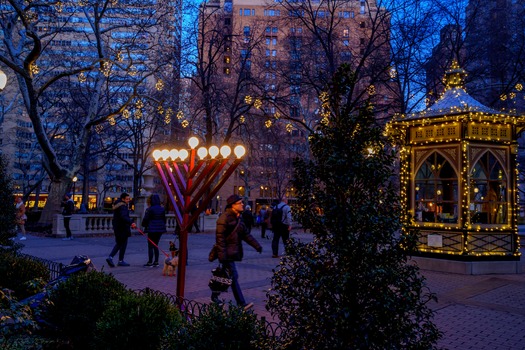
[16,229,525,350]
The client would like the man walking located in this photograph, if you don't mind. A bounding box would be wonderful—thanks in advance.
[241,205,254,234]
[270,198,292,258]
[106,193,136,267]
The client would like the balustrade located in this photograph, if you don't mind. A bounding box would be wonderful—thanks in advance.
[52,213,218,238]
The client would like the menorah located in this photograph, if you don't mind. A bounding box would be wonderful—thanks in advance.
[152,137,246,302]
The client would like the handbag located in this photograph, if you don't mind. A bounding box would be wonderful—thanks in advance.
[208,264,232,292]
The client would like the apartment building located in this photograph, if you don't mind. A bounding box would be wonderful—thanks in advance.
[197,0,396,213]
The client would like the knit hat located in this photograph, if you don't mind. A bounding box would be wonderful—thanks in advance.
[66,192,73,198]
[225,194,243,208]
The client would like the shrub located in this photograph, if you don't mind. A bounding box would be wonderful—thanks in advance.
[0,288,39,343]
[267,65,441,349]
[93,289,182,350]
[43,271,129,349]
[0,252,49,300]
[170,303,268,350]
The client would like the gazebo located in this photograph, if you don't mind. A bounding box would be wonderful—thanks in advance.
[387,62,524,273]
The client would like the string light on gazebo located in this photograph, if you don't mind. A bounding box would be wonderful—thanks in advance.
[387,63,524,262]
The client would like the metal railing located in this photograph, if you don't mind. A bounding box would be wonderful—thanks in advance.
[18,252,64,280]
[135,288,284,338]
[20,254,285,339]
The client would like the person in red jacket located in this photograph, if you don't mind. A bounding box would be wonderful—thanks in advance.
[212,194,262,310]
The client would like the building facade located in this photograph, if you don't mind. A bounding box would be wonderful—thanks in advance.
[0,0,182,211]
[196,0,397,215]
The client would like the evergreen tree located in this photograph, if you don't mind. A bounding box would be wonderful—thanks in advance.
[0,154,16,249]
[266,65,441,349]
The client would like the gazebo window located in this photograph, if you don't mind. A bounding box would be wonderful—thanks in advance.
[414,152,458,223]
[469,152,507,224]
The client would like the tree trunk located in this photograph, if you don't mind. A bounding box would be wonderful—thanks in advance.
[39,181,70,225]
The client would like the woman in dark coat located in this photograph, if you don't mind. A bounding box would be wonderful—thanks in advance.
[142,194,167,267]
[212,195,262,309]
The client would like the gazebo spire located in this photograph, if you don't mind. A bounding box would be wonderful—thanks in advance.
[443,60,467,90]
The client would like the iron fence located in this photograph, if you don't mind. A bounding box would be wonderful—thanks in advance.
[18,252,64,280]
[19,254,286,339]
[135,288,284,338]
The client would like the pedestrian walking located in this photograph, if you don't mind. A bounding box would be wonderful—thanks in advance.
[211,194,262,310]
[258,205,269,238]
[61,192,75,241]
[241,204,254,234]
[15,196,27,241]
[188,205,201,233]
[142,194,167,267]
[270,198,292,258]
[106,193,136,267]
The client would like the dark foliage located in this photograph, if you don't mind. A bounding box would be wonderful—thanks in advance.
[93,289,182,350]
[266,64,441,349]
[43,271,130,349]
[168,303,269,350]
[0,252,49,300]
[0,154,17,249]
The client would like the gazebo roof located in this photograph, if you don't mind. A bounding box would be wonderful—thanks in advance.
[404,63,502,120]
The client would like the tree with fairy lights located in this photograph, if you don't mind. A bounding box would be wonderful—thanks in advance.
[0,0,178,224]
[266,64,441,349]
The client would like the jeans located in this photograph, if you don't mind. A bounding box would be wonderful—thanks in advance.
[147,232,162,263]
[260,223,267,238]
[272,227,290,256]
[109,234,129,261]
[222,261,246,307]
[63,216,72,238]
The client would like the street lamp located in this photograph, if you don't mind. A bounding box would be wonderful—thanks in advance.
[152,137,246,305]
[72,176,78,205]
[0,69,7,92]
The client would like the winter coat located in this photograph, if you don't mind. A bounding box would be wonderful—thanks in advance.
[112,199,133,238]
[142,194,167,233]
[61,199,75,217]
[216,208,261,262]
[241,209,254,229]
